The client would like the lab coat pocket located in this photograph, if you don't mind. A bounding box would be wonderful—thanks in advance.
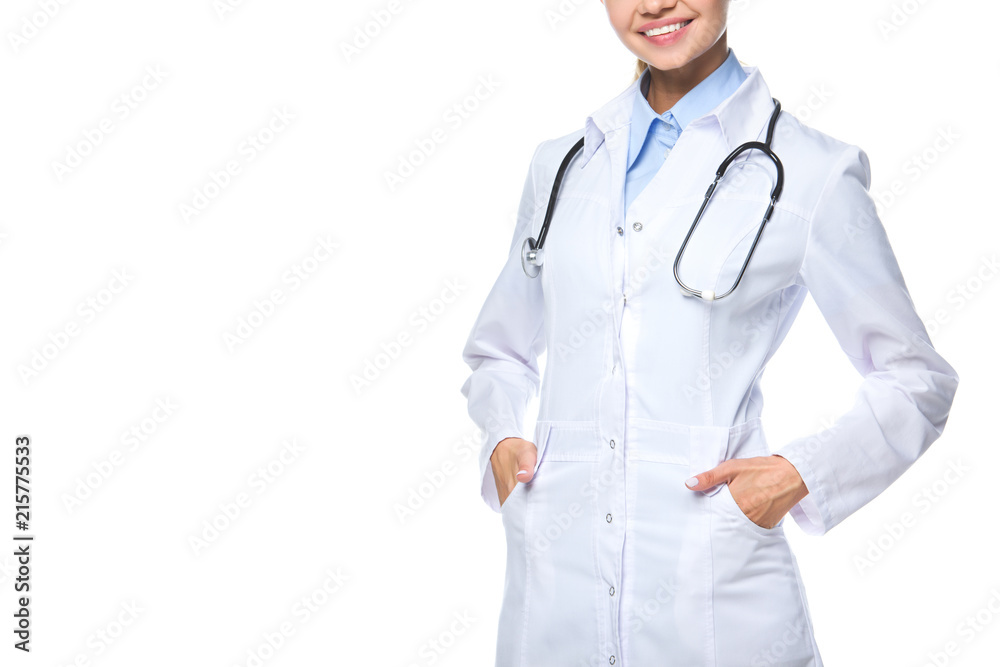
[717,479,785,537]
[521,424,602,663]
[499,423,552,514]
[711,484,815,666]
[497,427,557,663]
[684,155,806,305]
[712,203,807,306]
[498,476,524,512]
[688,419,772,499]
[709,450,815,665]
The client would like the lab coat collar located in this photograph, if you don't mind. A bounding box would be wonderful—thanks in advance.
[580,62,777,170]
[628,47,746,172]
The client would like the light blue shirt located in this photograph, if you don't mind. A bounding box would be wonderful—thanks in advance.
[625,47,747,211]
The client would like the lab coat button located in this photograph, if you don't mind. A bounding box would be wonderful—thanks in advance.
[633,221,643,232]
[616,226,623,236]
[609,439,615,449]
[609,585,615,596]
[609,657,616,665]
[606,513,612,523]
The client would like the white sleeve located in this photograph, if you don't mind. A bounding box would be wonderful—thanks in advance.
[460,140,547,513]
[774,144,960,536]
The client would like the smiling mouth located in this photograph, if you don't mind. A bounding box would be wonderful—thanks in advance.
[642,19,693,37]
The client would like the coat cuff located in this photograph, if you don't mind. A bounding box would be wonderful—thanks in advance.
[772,447,833,536]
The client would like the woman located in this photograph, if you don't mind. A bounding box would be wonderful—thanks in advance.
[460,1,960,665]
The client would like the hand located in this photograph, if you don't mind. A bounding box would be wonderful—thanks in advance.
[490,437,537,507]
[685,455,809,529]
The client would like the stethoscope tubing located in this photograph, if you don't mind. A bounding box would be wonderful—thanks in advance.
[522,97,784,303]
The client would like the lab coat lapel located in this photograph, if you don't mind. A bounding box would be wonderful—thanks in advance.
[709,65,779,152]
[579,74,639,170]
[578,65,781,227]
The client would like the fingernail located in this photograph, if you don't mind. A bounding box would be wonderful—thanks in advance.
[516,469,529,478]
[685,477,699,488]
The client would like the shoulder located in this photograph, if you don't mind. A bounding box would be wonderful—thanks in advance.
[536,127,587,162]
[523,127,588,191]
[771,110,872,218]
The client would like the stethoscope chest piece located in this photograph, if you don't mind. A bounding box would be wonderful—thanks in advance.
[521,236,543,278]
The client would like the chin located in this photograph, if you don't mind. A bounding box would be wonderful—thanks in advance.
[638,50,699,72]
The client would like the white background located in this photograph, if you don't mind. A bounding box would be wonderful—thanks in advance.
[0,0,995,665]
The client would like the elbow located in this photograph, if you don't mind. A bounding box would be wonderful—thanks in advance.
[927,350,960,429]
[935,362,960,436]
[885,336,961,434]
[907,362,960,440]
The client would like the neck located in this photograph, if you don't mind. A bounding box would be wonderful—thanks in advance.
[644,34,729,115]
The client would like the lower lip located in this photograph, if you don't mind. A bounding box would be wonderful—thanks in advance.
[640,20,693,46]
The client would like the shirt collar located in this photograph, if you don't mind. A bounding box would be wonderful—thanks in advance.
[626,47,747,170]
[580,52,778,171]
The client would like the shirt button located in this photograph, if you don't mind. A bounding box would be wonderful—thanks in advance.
[609,439,615,449]
[633,221,643,232]
[610,657,616,665]
[609,585,615,596]
[616,226,624,236]
[664,147,671,158]
[606,513,612,523]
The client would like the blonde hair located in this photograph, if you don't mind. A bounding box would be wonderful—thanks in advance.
[633,59,648,83]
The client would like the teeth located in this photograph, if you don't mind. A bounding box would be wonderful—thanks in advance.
[644,20,691,36]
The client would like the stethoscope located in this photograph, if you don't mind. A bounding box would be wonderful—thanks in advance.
[521,98,784,302]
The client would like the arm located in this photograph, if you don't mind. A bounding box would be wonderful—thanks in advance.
[460,140,547,513]
[774,144,960,536]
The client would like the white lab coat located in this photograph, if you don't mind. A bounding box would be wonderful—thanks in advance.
[460,64,959,667]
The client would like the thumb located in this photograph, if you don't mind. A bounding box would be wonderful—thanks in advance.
[514,443,538,484]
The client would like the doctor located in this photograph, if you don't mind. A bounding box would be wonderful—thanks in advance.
[460,1,960,665]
